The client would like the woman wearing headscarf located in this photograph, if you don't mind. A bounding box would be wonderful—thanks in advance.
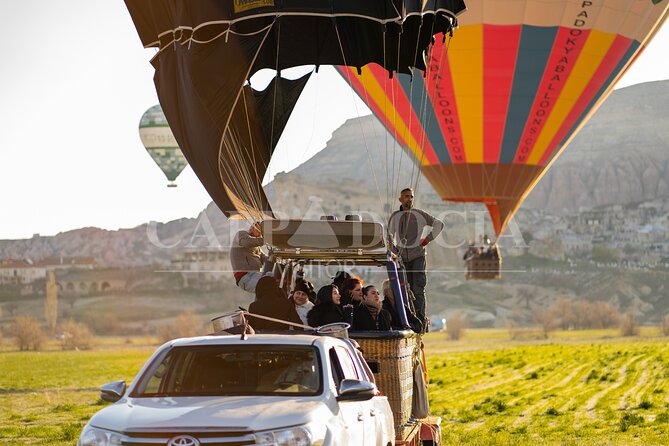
[352,285,392,331]
[307,285,352,327]
[248,276,302,331]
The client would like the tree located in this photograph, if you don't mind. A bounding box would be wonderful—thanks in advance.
[660,314,669,337]
[9,316,46,351]
[157,311,204,343]
[550,298,576,330]
[533,308,558,338]
[446,312,467,341]
[59,320,94,350]
[620,313,639,337]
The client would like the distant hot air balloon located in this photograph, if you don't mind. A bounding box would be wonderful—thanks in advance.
[139,105,188,187]
[339,0,669,236]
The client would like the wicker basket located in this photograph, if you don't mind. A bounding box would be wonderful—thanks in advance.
[465,256,502,280]
[350,331,417,436]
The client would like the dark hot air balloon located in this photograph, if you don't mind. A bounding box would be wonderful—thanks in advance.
[124,0,466,219]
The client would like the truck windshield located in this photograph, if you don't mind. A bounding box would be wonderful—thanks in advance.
[134,345,322,397]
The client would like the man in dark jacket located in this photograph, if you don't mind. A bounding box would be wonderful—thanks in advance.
[387,188,443,329]
[230,222,267,294]
[248,276,302,331]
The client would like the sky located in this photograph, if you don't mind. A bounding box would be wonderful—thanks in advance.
[1,1,668,241]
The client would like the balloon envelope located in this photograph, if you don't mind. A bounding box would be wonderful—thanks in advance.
[139,105,188,186]
[339,0,669,235]
[124,0,466,218]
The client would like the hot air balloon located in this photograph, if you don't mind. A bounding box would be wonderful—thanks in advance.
[124,0,466,219]
[139,105,188,187]
[338,0,669,237]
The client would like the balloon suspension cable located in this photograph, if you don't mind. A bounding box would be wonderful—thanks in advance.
[411,17,440,200]
[333,21,386,217]
[217,19,277,222]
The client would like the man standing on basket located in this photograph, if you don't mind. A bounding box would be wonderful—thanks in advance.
[387,188,443,331]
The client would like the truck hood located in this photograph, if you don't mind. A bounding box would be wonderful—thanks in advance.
[89,396,329,432]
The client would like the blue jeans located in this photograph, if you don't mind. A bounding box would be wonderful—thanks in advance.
[237,272,262,294]
[404,256,427,327]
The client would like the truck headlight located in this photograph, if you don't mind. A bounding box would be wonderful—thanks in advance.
[255,425,318,446]
[78,425,123,446]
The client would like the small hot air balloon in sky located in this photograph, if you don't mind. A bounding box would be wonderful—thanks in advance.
[139,104,188,187]
[339,0,669,236]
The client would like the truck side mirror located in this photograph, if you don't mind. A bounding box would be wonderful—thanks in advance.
[100,380,126,403]
[336,379,376,401]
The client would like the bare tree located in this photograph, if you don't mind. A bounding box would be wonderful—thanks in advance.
[660,314,669,337]
[589,301,621,329]
[59,320,94,350]
[620,313,639,337]
[446,312,467,341]
[533,308,558,338]
[9,316,46,351]
[158,310,205,343]
[550,298,576,330]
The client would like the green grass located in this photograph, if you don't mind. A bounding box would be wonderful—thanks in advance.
[424,330,669,444]
[0,341,153,445]
[2,331,669,444]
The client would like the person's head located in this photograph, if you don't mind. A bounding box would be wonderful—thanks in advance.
[292,279,311,306]
[362,285,381,309]
[332,271,352,290]
[399,188,414,210]
[256,275,283,300]
[249,221,262,237]
[381,280,394,305]
[316,284,340,305]
[343,277,364,302]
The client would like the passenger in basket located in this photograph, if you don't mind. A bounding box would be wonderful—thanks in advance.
[307,285,348,327]
[291,278,315,326]
[339,277,364,309]
[381,280,423,333]
[352,285,392,331]
[230,221,267,294]
[248,276,303,331]
[332,271,352,292]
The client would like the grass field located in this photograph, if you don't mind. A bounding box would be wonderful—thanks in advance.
[1,331,668,445]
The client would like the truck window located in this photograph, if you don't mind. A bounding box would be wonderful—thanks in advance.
[334,346,359,380]
[132,345,322,397]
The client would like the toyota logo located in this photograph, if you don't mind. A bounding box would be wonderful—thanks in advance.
[167,435,200,446]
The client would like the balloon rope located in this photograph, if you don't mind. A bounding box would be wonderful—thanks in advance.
[412,17,440,198]
[217,21,276,220]
[333,23,386,212]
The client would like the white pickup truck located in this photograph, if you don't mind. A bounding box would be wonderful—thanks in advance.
[77,333,395,446]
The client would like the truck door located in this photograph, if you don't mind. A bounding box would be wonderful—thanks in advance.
[332,346,377,445]
[330,347,366,445]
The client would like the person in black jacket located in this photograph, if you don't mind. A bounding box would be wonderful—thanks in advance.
[339,276,364,309]
[352,285,392,331]
[307,285,352,327]
[381,279,424,333]
[248,276,302,331]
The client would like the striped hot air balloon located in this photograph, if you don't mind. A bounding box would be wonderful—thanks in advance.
[339,0,669,236]
[139,105,188,187]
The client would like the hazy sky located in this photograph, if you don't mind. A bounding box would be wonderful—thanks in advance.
[1,1,668,241]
